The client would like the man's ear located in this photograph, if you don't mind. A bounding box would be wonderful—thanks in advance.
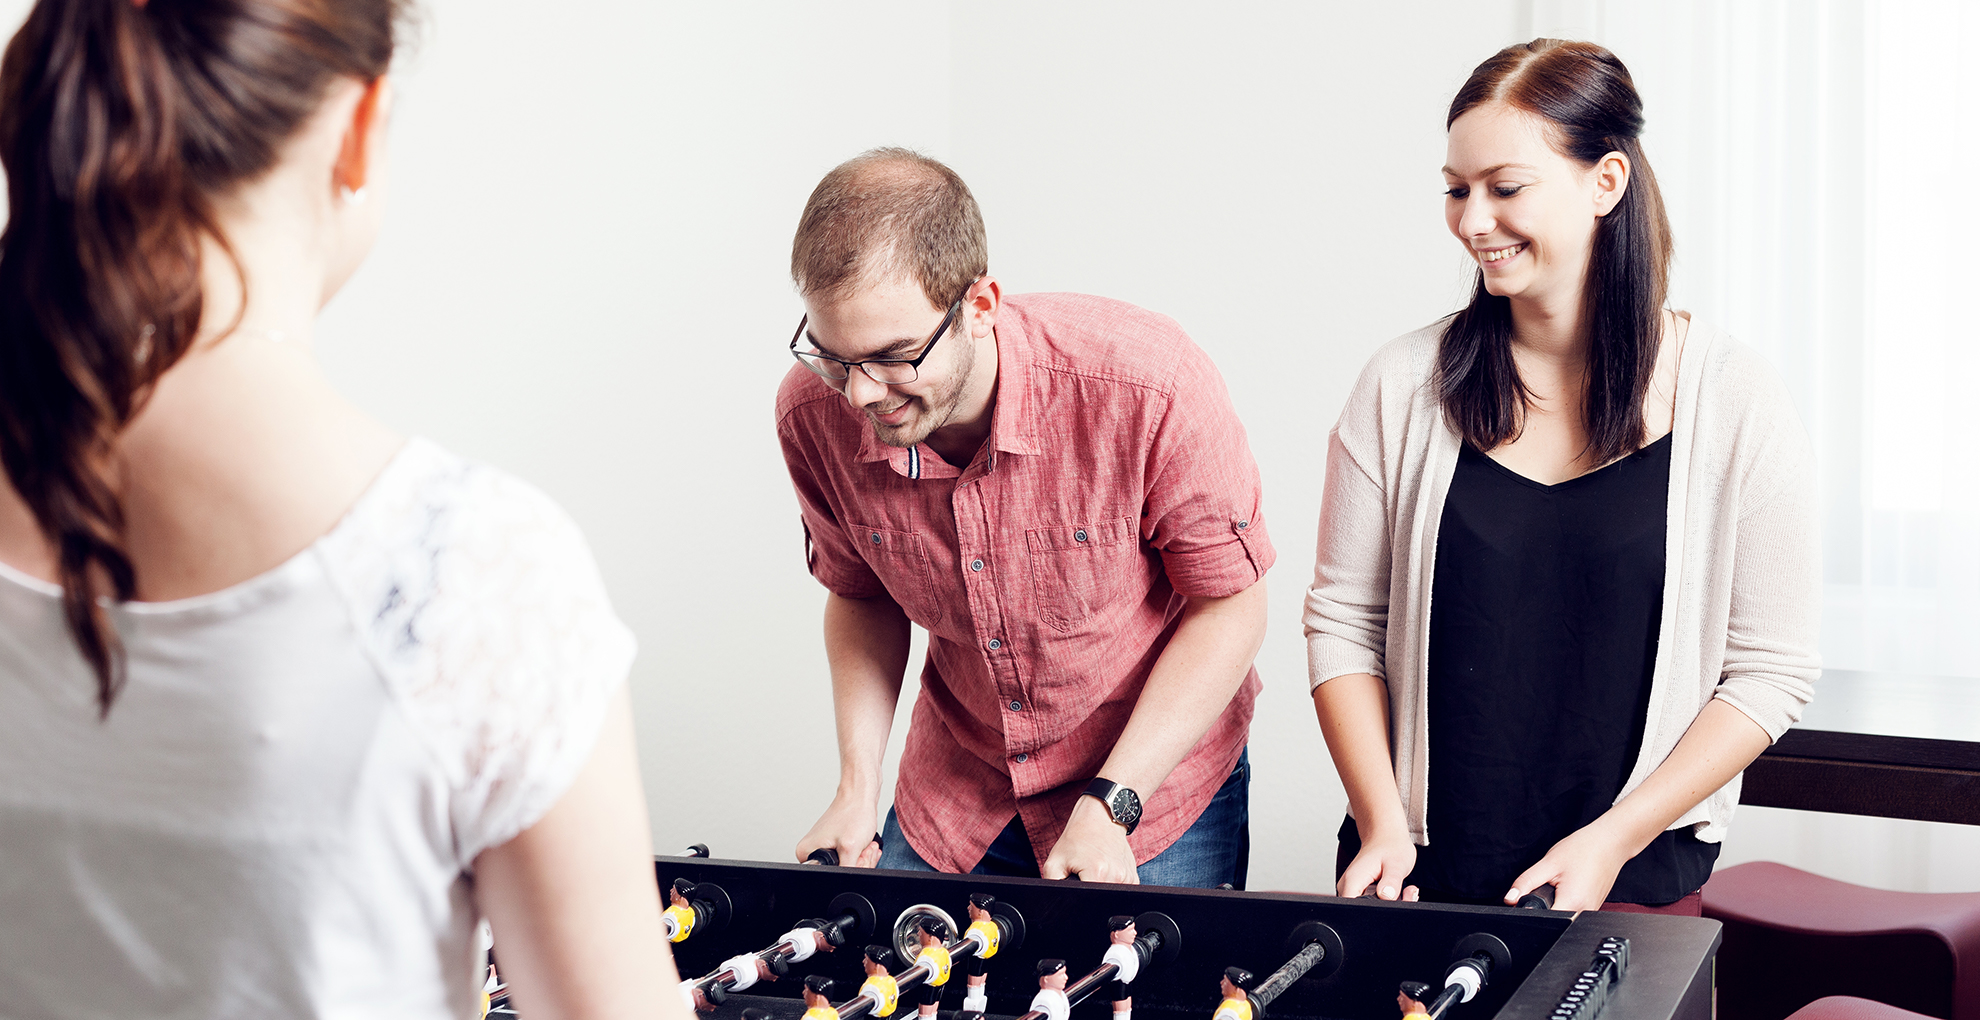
[966,275,1003,336]
[333,75,393,195]
[1593,149,1631,218]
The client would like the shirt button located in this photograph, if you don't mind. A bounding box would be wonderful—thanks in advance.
[870,532,883,543]
[1236,520,1250,530]
[1014,753,1028,764]
[1009,700,1022,712]
[988,638,1002,650]
[970,558,984,572]
[1074,529,1088,542]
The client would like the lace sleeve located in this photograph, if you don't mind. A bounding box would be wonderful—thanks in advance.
[323,441,638,867]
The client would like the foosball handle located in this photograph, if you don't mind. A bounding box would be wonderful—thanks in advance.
[1515,885,1557,910]
[805,833,884,866]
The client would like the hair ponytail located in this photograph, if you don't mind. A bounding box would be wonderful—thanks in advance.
[0,0,404,713]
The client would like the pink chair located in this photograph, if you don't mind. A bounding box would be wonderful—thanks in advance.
[1789,998,1940,1020]
[1703,862,1980,1020]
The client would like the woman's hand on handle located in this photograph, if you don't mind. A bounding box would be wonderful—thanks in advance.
[1504,820,1633,912]
[1337,824,1420,902]
[1311,672,1417,901]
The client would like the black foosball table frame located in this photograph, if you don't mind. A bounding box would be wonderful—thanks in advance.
[653,857,1721,1020]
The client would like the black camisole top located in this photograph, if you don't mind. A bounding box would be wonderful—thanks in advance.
[1410,432,1715,906]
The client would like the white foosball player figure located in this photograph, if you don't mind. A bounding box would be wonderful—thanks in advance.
[1030,959,1071,1020]
[1102,915,1141,1020]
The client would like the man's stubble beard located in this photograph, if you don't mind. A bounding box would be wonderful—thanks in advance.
[871,327,975,449]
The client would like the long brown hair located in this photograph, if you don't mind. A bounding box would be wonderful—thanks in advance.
[1436,39,1675,463]
[0,0,404,712]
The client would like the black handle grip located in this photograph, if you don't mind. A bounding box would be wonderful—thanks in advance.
[1516,884,1557,910]
[803,833,882,867]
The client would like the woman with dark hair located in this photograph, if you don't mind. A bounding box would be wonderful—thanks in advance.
[0,2,685,1015]
[1304,39,1820,914]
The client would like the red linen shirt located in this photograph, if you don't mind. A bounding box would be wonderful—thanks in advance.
[775,293,1273,872]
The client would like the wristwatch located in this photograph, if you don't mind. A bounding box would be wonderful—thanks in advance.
[1083,777,1143,835]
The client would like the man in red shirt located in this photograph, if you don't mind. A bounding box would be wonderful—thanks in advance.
[778,149,1271,886]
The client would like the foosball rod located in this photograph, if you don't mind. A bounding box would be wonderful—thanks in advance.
[1235,921,1344,1016]
[689,893,878,1006]
[1017,913,1182,1020]
[838,900,1025,1020]
[1246,942,1324,1012]
[1417,935,1512,1020]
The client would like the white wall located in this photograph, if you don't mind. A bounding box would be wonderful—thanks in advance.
[316,0,1521,893]
[0,0,1968,894]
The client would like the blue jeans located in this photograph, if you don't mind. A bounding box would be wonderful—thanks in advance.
[877,749,1250,889]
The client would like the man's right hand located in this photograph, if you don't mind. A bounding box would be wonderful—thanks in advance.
[795,792,883,868]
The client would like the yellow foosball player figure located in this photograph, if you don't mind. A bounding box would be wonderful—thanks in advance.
[859,945,901,1018]
[660,879,699,943]
[1397,980,1433,1020]
[804,975,840,1020]
[962,894,1001,1012]
[1213,967,1254,1020]
[913,918,954,1018]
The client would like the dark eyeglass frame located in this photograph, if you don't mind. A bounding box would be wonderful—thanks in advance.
[789,283,976,386]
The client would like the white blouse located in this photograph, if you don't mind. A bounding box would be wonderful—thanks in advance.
[0,439,635,1019]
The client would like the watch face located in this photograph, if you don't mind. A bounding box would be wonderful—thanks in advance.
[1110,788,1142,829]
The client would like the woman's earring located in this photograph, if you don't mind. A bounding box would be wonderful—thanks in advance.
[339,184,368,206]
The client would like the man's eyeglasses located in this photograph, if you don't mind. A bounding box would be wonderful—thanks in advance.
[789,286,972,386]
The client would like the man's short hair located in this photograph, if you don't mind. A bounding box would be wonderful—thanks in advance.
[805,975,836,997]
[1037,958,1067,978]
[791,147,988,312]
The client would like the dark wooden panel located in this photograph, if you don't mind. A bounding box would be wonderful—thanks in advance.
[1741,754,1980,825]
[1772,729,1980,772]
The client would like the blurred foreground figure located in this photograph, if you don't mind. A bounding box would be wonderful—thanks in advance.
[0,2,686,1017]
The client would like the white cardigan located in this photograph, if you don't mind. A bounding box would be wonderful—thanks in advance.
[1303,315,1821,844]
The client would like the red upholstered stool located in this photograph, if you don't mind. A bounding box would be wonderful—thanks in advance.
[1789,998,1942,1020]
[1703,862,1980,1020]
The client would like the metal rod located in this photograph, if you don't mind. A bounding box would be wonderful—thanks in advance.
[834,937,987,1020]
[1013,927,1167,1020]
[1249,941,1327,1010]
[691,903,864,998]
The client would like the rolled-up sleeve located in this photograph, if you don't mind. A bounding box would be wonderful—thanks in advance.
[1141,345,1275,598]
[1304,367,1395,689]
[1711,414,1822,739]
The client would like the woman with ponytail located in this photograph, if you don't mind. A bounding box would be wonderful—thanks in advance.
[1303,40,1820,914]
[0,2,686,1016]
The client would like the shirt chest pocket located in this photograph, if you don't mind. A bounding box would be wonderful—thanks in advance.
[1025,516,1140,633]
[851,524,944,628]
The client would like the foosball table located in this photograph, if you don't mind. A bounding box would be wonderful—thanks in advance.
[619,855,1720,1020]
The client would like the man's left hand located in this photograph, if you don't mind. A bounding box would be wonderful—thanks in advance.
[1041,796,1140,884]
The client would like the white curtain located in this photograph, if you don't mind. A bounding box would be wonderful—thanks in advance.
[1523,0,1980,891]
